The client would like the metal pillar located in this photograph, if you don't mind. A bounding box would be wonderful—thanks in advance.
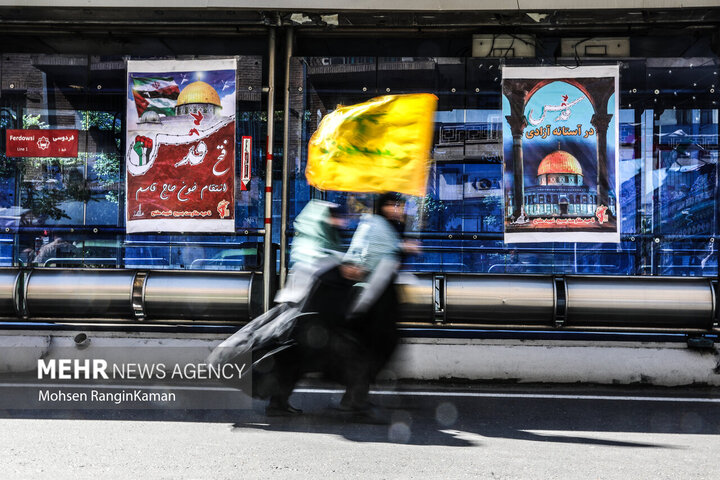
[279,27,293,288]
[262,28,276,312]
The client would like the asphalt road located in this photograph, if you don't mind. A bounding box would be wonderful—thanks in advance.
[1,382,720,479]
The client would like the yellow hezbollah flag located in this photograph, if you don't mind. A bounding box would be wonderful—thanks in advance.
[306,93,437,196]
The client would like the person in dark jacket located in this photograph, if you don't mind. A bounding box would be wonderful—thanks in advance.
[336,192,418,414]
[263,199,347,415]
[263,193,416,419]
[207,200,347,416]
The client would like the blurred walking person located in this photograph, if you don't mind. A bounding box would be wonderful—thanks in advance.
[262,199,348,415]
[336,192,419,416]
[275,199,345,305]
[207,199,347,416]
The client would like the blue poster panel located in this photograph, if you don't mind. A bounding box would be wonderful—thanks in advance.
[502,65,620,243]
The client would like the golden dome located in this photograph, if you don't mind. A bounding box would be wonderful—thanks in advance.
[538,150,583,176]
[176,81,221,107]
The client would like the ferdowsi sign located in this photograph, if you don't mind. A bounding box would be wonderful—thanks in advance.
[125,58,237,233]
[502,65,620,243]
[5,129,78,158]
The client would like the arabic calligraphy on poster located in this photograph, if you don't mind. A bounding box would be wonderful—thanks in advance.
[501,65,620,243]
[125,59,237,233]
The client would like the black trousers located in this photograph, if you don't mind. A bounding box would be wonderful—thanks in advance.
[263,265,399,407]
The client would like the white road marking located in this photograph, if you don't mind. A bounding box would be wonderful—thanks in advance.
[2,383,720,403]
[295,389,720,403]
[0,383,233,392]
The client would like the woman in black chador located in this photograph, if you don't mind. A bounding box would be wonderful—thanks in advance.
[285,192,416,419]
[207,200,346,415]
[208,194,416,420]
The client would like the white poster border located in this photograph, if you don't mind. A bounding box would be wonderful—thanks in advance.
[502,64,621,244]
[126,219,235,234]
[125,57,238,234]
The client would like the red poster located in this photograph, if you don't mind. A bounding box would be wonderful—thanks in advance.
[126,58,237,233]
[5,129,78,158]
[127,121,235,228]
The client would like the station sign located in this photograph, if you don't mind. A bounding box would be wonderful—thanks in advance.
[5,129,79,158]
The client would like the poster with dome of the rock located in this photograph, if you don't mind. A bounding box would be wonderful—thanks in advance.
[502,65,620,243]
[125,58,237,233]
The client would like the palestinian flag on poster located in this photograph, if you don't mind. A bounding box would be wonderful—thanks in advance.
[131,76,180,118]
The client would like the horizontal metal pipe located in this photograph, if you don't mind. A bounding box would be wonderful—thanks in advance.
[0,269,716,332]
[25,269,136,319]
[143,271,257,321]
[398,275,434,322]
[0,269,21,318]
[565,277,714,329]
[443,274,555,325]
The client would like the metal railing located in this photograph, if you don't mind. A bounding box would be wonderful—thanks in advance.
[0,268,716,333]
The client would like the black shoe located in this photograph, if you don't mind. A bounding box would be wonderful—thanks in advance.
[265,404,303,417]
[336,400,387,424]
[337,398,376,412]
[350,406,388,425]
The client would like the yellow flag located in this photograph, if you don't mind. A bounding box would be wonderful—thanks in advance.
[306,93,437,197]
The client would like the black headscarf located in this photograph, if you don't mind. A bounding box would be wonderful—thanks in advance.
[376,192,406,235]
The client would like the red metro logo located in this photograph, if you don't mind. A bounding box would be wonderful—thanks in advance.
[37,136,50,150]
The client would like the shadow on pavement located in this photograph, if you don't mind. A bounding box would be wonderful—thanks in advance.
[1,383,719,447]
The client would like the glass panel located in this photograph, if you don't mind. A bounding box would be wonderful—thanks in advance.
[123,235,264,271]
[288,56,380,234]
[286,55,720,276]
[0,54,265,270]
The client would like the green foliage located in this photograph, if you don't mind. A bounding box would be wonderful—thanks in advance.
[65,167,91,203]
[22,114,48,129]
[413,195,446,230]
[0,107,17,129]
[482,212,502,230]
[92,153,121,203]
[418,195,446,217]
[81,111,121,132]
[0,155,22,179]
[24,185,71,221]
[80,110,122,203]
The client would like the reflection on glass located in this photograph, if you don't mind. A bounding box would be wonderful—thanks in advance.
[290,56,719,276]
[0,54,265,270]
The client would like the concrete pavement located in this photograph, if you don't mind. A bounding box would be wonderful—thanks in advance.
[1,382,720,479]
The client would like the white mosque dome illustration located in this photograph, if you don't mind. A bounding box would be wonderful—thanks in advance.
[138,110,161,124]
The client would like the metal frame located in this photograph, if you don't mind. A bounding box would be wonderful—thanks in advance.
[2,1,716,10]
[262,27,277,312]
[0,19,716,321]
[279,27,293,288]
[553,276,567,328]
